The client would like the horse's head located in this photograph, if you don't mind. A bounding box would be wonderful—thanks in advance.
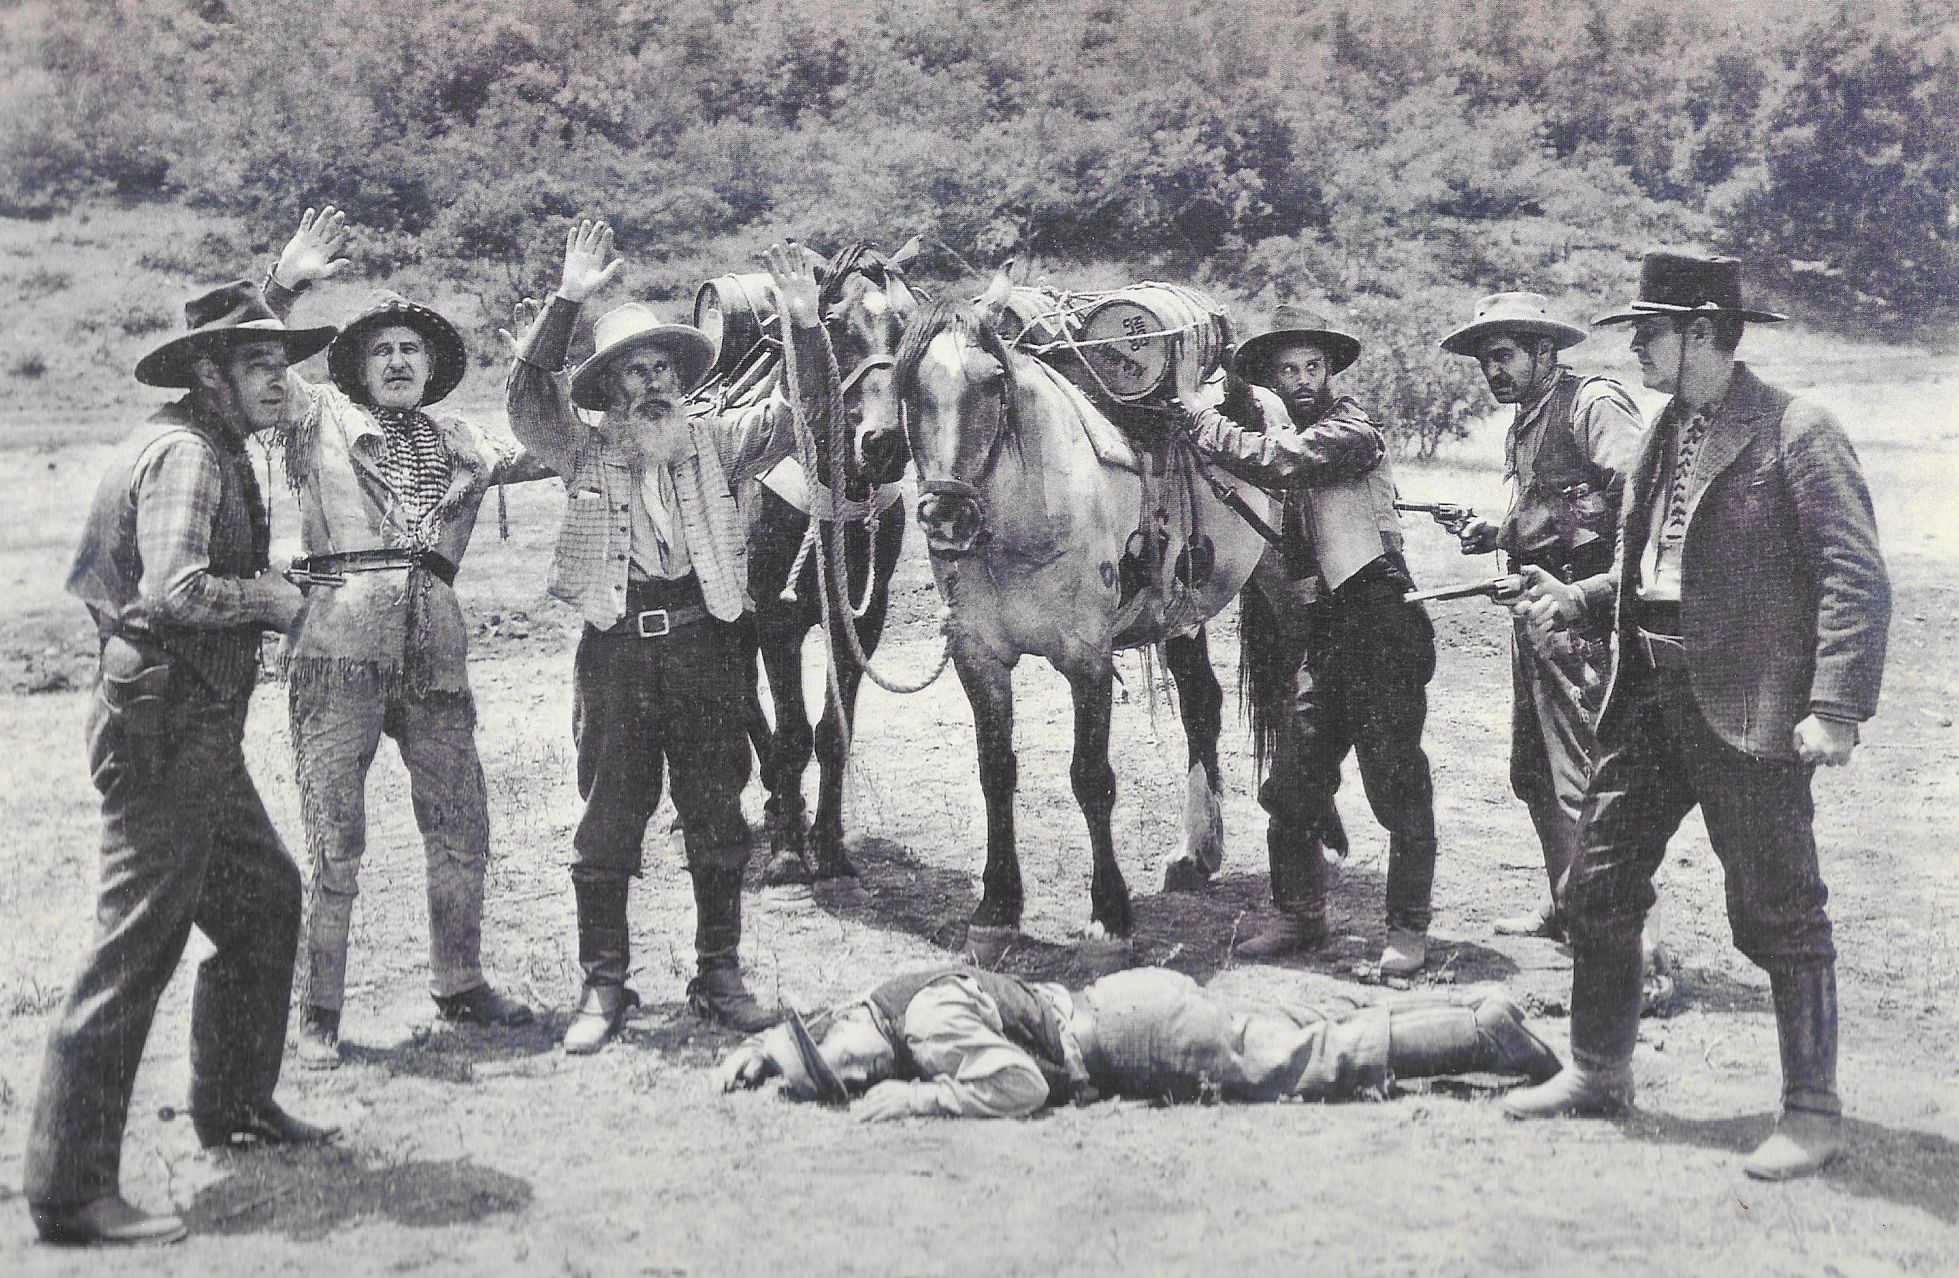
[893,270,1021,557]
[817,239,921,490]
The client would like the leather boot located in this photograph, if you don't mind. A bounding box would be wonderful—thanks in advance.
[294,1005,341,1071]
[1385,990,1561,1083]
[1238,820,1327,959]
[687,865,782,1032]
[564,871,635,1055]
[1503,937,1642,1119]
[1744,964,1843,1181]
[30,1194,188,1246]
[1234,910,1329,960]
[190,1098,339,1150]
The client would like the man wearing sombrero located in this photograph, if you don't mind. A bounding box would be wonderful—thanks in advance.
[1437,293,1644,944]
[716,963,1562,1119]
[507,222,839,1052]
[1174,305,1441,978]
[25,282,338,1246]
[261,208,545,1067]
[1502,251,1890,1181]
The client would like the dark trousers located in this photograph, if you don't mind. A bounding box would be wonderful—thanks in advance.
[1509,626,1605,914]
[1257,574,1439,930]
[1567,667,1834,969]
[571,587,754,881]
[26,675,301,1208]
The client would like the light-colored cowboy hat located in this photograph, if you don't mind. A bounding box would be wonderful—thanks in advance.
[569,303,717,411]
[1231,302,1362,385]
[327,291,469,407]
[1439,291,1588,356]
[135,280,338,388]
[1592,250,1788,327]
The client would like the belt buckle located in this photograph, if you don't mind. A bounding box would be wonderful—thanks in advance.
[636,608,671,638]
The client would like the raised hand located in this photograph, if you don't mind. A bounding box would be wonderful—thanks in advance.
[558,220,621,304]
[496,296,544,362]
[764,239,822,329]
[274,206,352,289]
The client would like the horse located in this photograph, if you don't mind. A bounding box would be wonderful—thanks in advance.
[732,241,920,885]
[892,270,1275,950]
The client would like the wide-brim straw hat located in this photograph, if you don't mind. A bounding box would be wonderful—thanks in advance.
[569,303,717,411]
[1440,291,1588,356]
[135,280,337,388]
[1232,302,1362,384]
[1593,250,1788,327]
[327,291,468,407]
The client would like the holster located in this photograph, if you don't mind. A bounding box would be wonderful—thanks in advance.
[99,632,178,781]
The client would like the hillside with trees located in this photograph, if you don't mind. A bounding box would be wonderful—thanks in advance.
[1,0,1954,447]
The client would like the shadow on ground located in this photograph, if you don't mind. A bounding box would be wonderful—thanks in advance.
[186,1145,530,1239]
[1620,1109,1959,1224]
[339,1022,558,1084]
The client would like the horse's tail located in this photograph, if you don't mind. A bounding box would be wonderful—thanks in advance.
[1236,576,1295,780]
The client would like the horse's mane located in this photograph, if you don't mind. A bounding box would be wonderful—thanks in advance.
[820,242,891,309]
[893,296,1022,447]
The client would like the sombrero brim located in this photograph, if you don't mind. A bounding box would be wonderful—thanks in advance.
[328,302,469,407]
[570,326,716,411]
[1439,317,1588,356]
[1592,302,1788,327]
[1233,326,1361,384]
[776,1009,848,1105]
[135,322,338,389]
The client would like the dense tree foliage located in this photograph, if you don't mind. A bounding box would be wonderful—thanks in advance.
[2,0,1952,447]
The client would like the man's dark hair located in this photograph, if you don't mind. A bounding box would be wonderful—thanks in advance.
[1686,314,1745,353]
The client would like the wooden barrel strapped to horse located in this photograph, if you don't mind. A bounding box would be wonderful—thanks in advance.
[1077,283,1229,402]
[694,272,779,377]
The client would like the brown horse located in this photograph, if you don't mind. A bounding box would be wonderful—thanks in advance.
[893,272,1274,949]
[733,242,920,884]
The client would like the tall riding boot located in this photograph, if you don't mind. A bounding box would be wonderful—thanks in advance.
[1503,937,1642,1118]
[1496,803,1574,938]
[1386,990,1562,1084]
[1744,964,1843,1180]
[564,871,635,1055]
[1236,821,1329,959]
[686,865,782,1033]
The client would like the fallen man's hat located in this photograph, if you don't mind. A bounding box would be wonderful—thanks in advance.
[772,1009,848,1105]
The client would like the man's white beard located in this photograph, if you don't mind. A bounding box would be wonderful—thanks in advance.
[621,399,688,466]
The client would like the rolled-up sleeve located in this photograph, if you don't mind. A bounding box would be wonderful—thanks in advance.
[901,974,1054,1119]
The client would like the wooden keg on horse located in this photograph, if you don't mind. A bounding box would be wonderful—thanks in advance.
[693,272,779,377]
[1077,283,1229,402]
[989,285,1079,350]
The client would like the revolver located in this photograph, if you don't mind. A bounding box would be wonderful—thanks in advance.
[1394,501,1477,537]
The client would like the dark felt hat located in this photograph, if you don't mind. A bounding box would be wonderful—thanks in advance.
[1593,250,1788,327]
[1231,303,1362,385]
[327,291,469,407]
[770,1009,849,1105]
[135,280,338,388]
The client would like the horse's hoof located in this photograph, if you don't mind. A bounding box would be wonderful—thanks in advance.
[963,925,1017,966]
[812,851,859,880]
[1160,856,1211,894]
[759,849,813,887]
[1078,922,1134,955]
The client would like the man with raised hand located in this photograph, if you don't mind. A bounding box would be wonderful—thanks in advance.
[506,223,840,1052]
[26,282,338,1247]
[1502,252,1890,1182]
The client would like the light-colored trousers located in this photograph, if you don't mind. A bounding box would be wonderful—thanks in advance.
[291,675,489,1009]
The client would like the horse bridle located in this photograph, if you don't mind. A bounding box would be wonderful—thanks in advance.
[903,327,1017,549]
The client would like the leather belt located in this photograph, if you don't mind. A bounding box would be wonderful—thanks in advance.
[1637,628,1689,671]
[619,603,710,638]
[289,548,458,587]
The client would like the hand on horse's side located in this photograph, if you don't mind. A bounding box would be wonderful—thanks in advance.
[274,205,352,289]
[764,240,822,329]
[559,220,621,304]
[496,296,543,362]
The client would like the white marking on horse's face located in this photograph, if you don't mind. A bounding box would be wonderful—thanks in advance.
[859,290,889,318]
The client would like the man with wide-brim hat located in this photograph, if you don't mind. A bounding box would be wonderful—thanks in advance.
[1437,293,1648,951]
[260,207,552,1069]
[1503,251,1890,1184]
[507,221,843,1055]
[25,282,340,1247]
[716,963,1562,1119]
[1170,303,1442,980]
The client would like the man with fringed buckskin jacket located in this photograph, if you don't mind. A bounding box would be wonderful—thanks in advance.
[260,207,546,1068]
[1502,251,1890,1183]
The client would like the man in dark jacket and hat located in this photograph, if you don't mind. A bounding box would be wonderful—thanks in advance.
[717,964,1561,1119]
[260,207,544,1067]
[25,283,339,1247]
[1172,305,1441,977]
[1438,293,1646,943]
[1502,251,1890,1182]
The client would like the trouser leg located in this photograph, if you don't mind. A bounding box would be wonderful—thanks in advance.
[188,703,304,1118]
[394,689,491,998]
[1346,599,1439,931]
[290,679,385,1013]
[1256,649,1348,917]
[1510,638,1588,917]
[570,626,664,986]
[24,687,231,1207]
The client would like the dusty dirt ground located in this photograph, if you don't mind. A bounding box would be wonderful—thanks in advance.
[0,357,1956,1277]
